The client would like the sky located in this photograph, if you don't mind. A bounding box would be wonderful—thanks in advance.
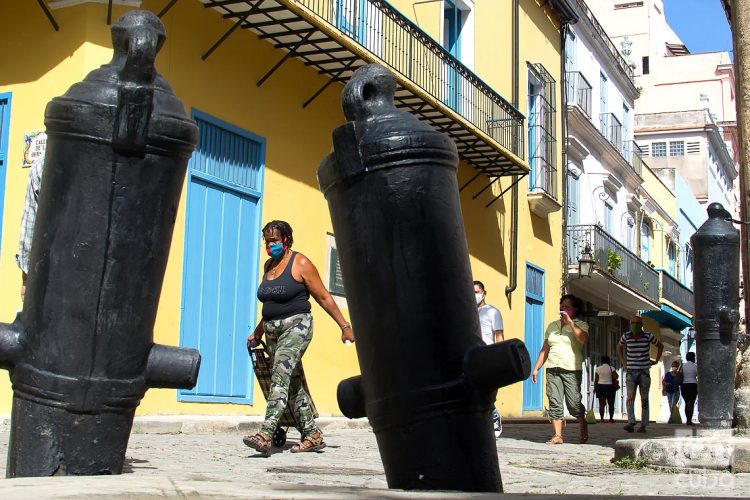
[663,0,733,55]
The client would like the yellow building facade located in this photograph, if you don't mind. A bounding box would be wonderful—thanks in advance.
[0,0,575,418]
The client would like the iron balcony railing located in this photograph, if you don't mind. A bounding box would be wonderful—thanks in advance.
[572,0,635,82]
[529,128,557,198]
[599,112,623,152]
[622,140,643,176]
[567,224,659,303]
[291,0,525,157]
[659,270,694,315]
[566,71,592,118]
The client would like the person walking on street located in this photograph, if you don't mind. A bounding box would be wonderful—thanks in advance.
[474,280,504,438]
[594,355,618,423]
[680,352,698,425]
[244,220,355,455]
[617,316,663,433]
[531,294,589,444]
[662,360,682,416]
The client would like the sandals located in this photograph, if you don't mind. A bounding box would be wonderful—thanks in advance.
[290,431,327,453]
[579,418,589,444]
[243,432,272,455]
[545,434,563,445]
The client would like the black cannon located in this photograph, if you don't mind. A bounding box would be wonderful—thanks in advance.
[691,202,740,429]
[0,11,200,476]
[318,64,530,492]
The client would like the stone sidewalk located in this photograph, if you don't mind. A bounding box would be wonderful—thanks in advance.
[0,419,746,498]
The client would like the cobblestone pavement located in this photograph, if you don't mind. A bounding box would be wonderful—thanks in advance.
[0,421,746,497]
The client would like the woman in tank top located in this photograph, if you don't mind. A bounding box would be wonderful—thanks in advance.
[594,355,619,423]
[243,220,355,455]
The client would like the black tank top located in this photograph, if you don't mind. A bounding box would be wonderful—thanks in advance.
[257,252,311,321]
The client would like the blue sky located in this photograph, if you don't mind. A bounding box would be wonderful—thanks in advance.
[663,0,733,55]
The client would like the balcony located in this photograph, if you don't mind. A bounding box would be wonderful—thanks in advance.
[599,113,622,152]
[622,140,643,176]
[202,0,527,178]
[567,225,659,313]
[659,270,694,315]
[566,71,592,118]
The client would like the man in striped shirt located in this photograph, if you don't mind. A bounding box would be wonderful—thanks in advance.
[617,315,663,433]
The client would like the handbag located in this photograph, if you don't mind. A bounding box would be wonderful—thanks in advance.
[611,369,620,391]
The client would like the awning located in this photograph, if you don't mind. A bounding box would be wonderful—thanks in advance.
[642,304,692,331]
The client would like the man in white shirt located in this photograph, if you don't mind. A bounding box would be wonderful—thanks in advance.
[474,280,504,437]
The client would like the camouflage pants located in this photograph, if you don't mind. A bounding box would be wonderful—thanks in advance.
[260,313,319,437]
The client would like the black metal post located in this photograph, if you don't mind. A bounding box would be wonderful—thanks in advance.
[318,64,530,492]
[0,11,200,477]
[691,202,740,429]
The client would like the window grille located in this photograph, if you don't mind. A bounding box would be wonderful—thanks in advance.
[687,142,701,155]
[669,141,684,156]
[652,142,666,157]
[527,63,557,198]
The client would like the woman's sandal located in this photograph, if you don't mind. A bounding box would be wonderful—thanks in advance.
[545,435,563,445]
[290,431,327,453]
[243,432,272,455]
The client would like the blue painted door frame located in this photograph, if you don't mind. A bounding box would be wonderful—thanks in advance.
[0,93,11,253]
[178,110,265,404]
[336,0,368,45]
[523,263,545,412]
[443,0,461,112]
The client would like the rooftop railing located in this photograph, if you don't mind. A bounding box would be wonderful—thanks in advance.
[572,0,635,82]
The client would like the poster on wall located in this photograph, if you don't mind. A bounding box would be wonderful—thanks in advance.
[23,131,47,168]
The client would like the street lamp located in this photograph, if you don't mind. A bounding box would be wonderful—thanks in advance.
[578,244,595,278]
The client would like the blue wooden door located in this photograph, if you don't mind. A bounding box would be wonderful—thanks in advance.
[523,264,545,411]
[0,93,11,251]
[179,111,265,404]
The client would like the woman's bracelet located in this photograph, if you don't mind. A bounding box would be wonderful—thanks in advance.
[340,322,351,330]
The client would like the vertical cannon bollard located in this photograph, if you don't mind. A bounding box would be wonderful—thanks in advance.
[318,64,530,492]
[691,202,740,429]
[0,11,200,476]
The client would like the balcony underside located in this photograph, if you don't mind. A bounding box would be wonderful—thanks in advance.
[202,0,528,178]
[568,267,660,317]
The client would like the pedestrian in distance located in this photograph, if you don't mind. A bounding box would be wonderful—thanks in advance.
[474,280,504,438]
[662,360,682,422]
[617,315,664,433]
[244,220,355,455]
[680,351,699,425]
[594,355,618,423]
[531,294,590,445]
[16,151,45,303]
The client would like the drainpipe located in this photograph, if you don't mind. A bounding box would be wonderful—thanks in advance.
[505,0,520,298]
[561,22,570,293]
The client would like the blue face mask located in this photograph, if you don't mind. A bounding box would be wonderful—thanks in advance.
[268,243,284,259]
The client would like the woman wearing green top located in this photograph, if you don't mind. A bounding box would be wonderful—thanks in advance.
[531,294,590,444]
